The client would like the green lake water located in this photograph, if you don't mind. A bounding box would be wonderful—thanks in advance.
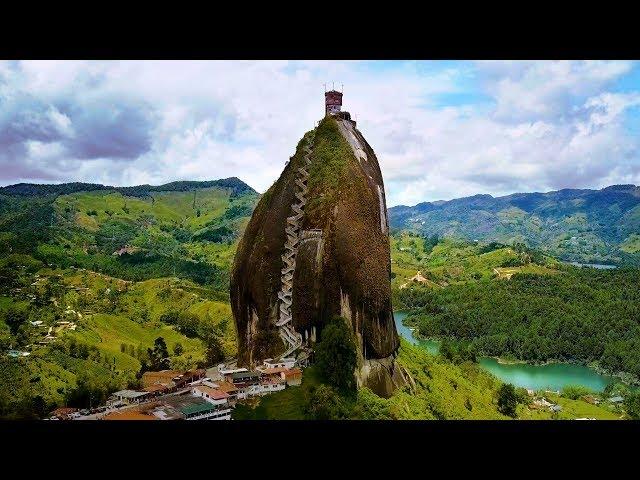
[394,311,617,392]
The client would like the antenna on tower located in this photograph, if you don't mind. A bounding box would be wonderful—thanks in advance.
[323,83,326,92]
[341,83,343,93]
[332,81,335,90]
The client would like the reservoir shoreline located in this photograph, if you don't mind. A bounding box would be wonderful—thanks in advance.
[394,310,637,391]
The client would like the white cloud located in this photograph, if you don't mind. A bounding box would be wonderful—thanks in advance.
[1,60,639,207]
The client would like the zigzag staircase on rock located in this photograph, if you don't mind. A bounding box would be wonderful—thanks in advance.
[276,131,315,358]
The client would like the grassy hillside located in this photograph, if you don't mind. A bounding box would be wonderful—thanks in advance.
[399,267,640,380]
[1,178,257,275]
[234,339,620,420]
[0,179,256,418]
[2,177,639,420]
[391,230,640,385]
[389,184,640,266]
[0,259,237,416]
[390,232,559,292]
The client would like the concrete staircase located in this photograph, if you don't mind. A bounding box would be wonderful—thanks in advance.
[276,132,315,358]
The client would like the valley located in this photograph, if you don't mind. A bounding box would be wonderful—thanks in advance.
[1,179,639,420]
[389,184,640,267]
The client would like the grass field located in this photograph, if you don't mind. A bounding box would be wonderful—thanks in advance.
[391,233,559,289]
[56,188,232,230]
[620,234,640,254]
[518,393,621,420]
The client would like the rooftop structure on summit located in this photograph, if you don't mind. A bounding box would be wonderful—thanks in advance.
[325,85,356,125]
[325,88,343,115]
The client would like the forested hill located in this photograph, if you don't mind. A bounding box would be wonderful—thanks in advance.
[0,177,256,198]
[389,184,640,266]
[0,177,260,288]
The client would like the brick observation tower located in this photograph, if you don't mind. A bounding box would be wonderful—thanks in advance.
[325,89,343,116]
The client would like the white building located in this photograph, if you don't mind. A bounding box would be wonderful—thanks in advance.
[237,378,286,398]
[218,365,248,377]
[191,386,230,407]
[111,390,149,404]
[261,357,296,370]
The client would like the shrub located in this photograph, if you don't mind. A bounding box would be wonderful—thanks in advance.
[562,384,594,400]
[497,383,518,418]
[315,316,357,394]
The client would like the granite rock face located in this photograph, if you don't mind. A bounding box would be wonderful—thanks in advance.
[230,116,403,397]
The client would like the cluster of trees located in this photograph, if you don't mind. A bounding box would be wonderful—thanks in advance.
[0,196,54,255]
[0,357,53,419]
[0,178,255,199]
[302,317,361,420]
[52,339,123,380]
[497,383,518,417]
[64,372,122,409]
[120,343,141,357]
[158,311,225,366]
[139,337,170,373]
[439,338,477,364]
[192,225,235,243]
[37,244,229,290]
[401,268,640,378]
[314,316,357,394]
[422,234,439,255]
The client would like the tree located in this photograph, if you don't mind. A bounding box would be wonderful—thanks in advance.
[305,384,350,420]
[624,391,640,420]
[204,335,224,366]
[315,317,357,394]
[497,383,518,418]
[176,313,200,338]
[173,342,184,356]
[147,337,170,370]
[65,373,118,409]
[3,308,28,336]
[562,384,593,400]
[439,338,457,362]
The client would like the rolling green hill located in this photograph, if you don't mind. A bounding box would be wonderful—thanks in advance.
[390,232,560,292]
[1,178,258,282]
[0,179,258,418]
[389,184,640,266]
[1,177,639,420]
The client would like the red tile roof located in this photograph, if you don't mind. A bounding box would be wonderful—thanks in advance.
[194,385,229,400]
[215,381,238,394]
[52,407,77,417]
[263,367,289,375]
[103,410,157,421]
[283,368,302,378]
[143,384,169,393]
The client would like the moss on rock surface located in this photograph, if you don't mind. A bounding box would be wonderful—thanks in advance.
[231,116,401,396]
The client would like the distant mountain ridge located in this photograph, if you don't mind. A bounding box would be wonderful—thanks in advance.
[389,184,640,266]
[0,177,257,198]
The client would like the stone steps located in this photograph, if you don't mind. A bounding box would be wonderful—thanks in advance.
[275,131,315,355]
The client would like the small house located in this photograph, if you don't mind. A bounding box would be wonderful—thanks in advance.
[111,389,150,405]
[230,370,261,387]
[191,386,230,406]
[262,357,296,370]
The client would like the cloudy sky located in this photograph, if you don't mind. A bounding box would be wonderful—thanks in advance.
[1,60,639,206]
